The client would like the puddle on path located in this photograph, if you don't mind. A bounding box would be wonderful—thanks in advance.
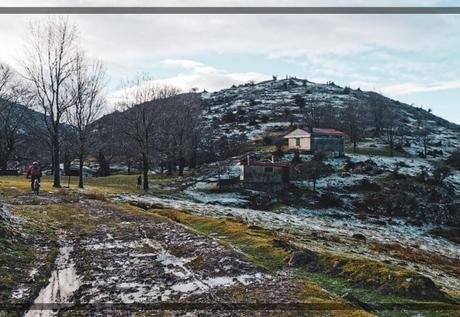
[25,245,80,317]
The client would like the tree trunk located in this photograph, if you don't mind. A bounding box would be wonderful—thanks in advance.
[78,153,84,189]
[64,151,71,176]
[127,160,131,175]
[52,137,61,188]
[0,160,7,172]
[189,147,197,169]
[50,148,54,174]
[142,152,149,191]
[167,162,173,175]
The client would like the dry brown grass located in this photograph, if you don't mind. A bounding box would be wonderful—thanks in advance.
[370,242,460,280]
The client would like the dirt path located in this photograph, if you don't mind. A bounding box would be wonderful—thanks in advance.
[8,195,348,317]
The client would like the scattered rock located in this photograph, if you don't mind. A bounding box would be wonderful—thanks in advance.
[371,220,387,226]
[352,233,367,241]
[377,285,393,295]
[288,250,317,267]
[356,213,368,220]
[272,239,294,251]
[332,260,341,271]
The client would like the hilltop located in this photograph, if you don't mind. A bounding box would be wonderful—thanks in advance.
[200,77,459,157]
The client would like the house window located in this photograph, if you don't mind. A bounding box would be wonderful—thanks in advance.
[264,167,273,173]
[295,138,301,146]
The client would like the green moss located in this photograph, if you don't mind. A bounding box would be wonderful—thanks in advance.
[299,271,458,317]
[314,253,446,301]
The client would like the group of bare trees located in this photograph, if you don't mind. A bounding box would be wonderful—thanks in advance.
[300,91,406,155]
[116,76,181,190]
[112,77,202,190]
[0,17,107,188]
[0,64,34,171]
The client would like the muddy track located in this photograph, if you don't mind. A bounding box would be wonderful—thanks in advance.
[16,198,342,316]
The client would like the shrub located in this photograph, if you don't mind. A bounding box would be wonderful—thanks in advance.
[259,114,269,123]
[273,146,284,158]
[293,94,305,108]
[222,111,236,123]
[432,163,451,184]
[349,179,381,192]
[447,149,460,170]
[262,136,273,146]
[316,192,343,208]
[291,151,302,164]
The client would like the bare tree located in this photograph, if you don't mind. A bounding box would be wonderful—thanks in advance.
[155,93,202,176]
[296,152,329,192]
[416,124,431,158]
[0,64,33,171]
[368,92,388,137]
[305,97,321,129]
[341,100,363,153]
[67,52,106,188]
[319,104,338,129]
[382,109,399,156]
[117,75,180,190]
[22,17,79,187]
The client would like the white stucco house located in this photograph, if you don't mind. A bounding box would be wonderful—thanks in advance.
[284,128,346,157]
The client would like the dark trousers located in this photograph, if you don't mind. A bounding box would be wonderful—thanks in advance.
[31,176,40,190]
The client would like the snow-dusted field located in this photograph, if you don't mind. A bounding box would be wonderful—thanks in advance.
[119,194,460,293]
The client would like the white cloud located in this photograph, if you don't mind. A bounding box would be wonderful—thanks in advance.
[350,79,460,96]
[107,59,270,108]
[161,59,204,69]
[0,13,450,71]
[157,59,270,91]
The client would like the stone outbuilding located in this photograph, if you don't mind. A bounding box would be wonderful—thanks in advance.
[240,160,289,190]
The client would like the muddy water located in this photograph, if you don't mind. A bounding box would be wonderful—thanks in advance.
[25,245,80,317]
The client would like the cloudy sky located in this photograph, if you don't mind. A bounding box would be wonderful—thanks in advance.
[0,0,459,123]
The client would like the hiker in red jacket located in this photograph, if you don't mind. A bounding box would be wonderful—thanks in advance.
[26,162,42,191]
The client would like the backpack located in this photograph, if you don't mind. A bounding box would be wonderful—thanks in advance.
[31,165,41,177]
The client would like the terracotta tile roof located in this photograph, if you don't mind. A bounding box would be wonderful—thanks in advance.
[240,160,289,168]
[284,128,345,137]
[312,128,346,136]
